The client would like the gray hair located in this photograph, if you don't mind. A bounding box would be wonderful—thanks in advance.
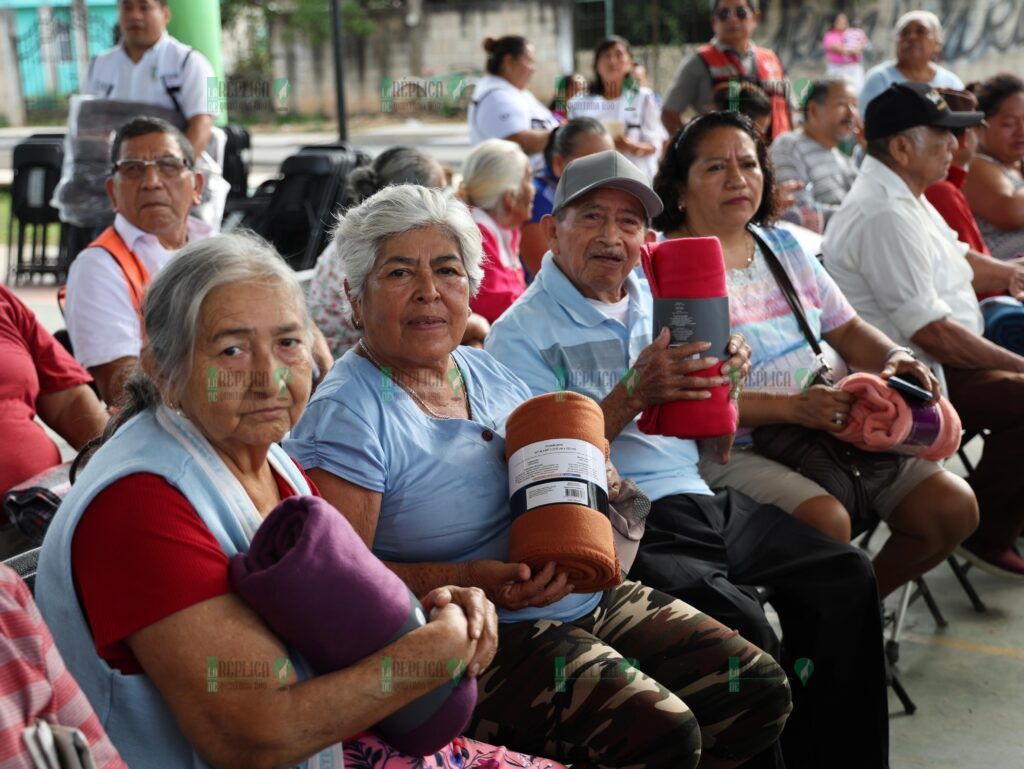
[457,138,530,212]
[895,10,943,43]
[71,232,310,478]
[333,184,485,299]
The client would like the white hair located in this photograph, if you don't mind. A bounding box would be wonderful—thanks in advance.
[333,184,485,299]
[895,10,943,43]
[458,138,530,212]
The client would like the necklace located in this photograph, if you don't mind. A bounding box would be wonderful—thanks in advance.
[358,339,472,421]
[681,225,755,268]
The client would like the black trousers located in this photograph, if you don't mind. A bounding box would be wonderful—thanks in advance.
[628,488,889,769]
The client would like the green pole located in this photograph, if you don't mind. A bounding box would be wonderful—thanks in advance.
[166,0,226,123]
[605,0,614,37]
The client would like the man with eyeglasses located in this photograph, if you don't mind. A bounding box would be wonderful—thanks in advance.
[63,117,212,405]
[661,0,792,140]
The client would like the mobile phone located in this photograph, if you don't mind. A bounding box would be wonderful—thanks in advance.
[887,375,933,404]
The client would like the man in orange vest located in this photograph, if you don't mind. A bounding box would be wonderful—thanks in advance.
[661,0,792,140]
[63,116,211,405]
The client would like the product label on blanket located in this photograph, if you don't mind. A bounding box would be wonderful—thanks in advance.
[508,438,609,519]
[653,297,731,357]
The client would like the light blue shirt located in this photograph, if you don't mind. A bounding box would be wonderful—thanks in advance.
[285,345,601,624]
[859,60,964,117]
[485,252,712,504]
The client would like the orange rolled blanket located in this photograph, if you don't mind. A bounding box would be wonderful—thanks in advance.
[835,373,962,461]
[505,392,621,592]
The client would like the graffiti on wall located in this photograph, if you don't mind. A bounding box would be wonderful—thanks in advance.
[768,0,1024,69]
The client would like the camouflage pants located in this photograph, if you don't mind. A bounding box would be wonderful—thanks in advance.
[467,580,792,769]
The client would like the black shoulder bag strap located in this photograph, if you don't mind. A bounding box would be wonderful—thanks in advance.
[748,227,832,383]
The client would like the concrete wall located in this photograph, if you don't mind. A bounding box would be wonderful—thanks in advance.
[269,0,574,118]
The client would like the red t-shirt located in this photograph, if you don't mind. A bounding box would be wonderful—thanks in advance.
[71,462,319,674]
[0,285,92,493]
[924,165,1001,300]
[470,221,527,324]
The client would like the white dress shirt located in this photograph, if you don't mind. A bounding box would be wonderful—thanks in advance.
[65,214,214,368]
[87,33,216,121]
[822,155,984,369]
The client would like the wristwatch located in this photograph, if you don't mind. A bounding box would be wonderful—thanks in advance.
[885,346,916,360]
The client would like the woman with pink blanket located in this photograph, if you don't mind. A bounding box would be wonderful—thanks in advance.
[654,110,979,598]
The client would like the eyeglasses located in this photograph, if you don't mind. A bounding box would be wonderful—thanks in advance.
[113,156,191,178]
[714,6,751,20]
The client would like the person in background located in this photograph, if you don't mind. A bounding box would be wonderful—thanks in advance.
[0,284,108,557]
[568,36,668,180]
[822,13,868,92]
[661,0,792,139]
[860,11,963,117]
[963,74,1024,262]
[771,78,860,233]
[548,73,589,120]
[521,118,614,277]
[456,139,534,323]
[711,80,773,138]
[87,0,216,158]
[468,35,561,171]
[924,88,1000,299]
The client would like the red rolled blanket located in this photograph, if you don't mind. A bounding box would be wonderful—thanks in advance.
[835,373,961,461]
[638,236,738,439]
[505,392,621,592]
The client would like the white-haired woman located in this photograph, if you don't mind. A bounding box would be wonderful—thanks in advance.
[859,10,964,116]
[34,233,564,769]
[285,184,792,769]
[457,138,534,323]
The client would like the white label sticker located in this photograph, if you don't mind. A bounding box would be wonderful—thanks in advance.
[525,480,590,510]
[508,438,607,497]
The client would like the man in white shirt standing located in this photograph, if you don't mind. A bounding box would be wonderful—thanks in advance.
[64,117,212,405]
[824,82,1024,577]
[87,0,216,158]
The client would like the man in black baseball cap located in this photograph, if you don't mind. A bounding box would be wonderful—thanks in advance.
[825,81,1024,579]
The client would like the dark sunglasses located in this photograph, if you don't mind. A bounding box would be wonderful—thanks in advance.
[714,6,751,20]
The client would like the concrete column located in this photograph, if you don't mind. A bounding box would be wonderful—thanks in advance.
[167,0,225,121]
[0,9,25,126]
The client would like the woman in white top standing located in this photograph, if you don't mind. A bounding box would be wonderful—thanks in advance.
[567,36,667,180]
[468,36,560,172]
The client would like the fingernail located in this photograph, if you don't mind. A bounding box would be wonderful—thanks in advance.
[469,663,480,677]
[706,357,719,365]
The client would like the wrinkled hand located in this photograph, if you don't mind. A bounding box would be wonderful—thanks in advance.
[625,328,730,410]
[699,433,736,465]
[462,313,490,349]
[422,585,498,677]
[1008,263,1024,302]
[851,112,867,150]
[311,326,334,386]
[879,352,942,403]
[776,179,804,213]
[786,383,855,432]
[723,333,752,398]
[463,560,574,612]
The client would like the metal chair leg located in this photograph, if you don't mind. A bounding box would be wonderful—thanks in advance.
[948,556,987,613]
[887,659,917,715]
[909,576,948,627]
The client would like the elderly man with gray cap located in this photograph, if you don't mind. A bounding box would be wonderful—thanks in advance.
[824,82,1024,579]
[487,150,891,769]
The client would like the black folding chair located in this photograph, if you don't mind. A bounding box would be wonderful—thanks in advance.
[2,547,41,595]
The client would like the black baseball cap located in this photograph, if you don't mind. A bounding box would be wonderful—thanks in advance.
[864,82,984,141]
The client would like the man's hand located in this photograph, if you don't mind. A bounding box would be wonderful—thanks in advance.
[606,458,622,502]
[421,586,497,677]
[776,179,804,213]
[461,560,573,612]
[699,433,736,465]
[879,352,942,402]
[786,384,855,432]
[311,327,333,386]
[1008,262,1024,301]
[625,328,730,411]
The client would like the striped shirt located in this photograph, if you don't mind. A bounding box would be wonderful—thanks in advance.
[770,131,857,230]
[0,564,125,769]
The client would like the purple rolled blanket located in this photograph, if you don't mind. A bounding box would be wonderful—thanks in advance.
[229,495,477,756]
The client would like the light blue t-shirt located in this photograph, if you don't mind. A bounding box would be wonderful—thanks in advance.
[285,345,601,624]
[859,60,964,117]
[485,252,712,504]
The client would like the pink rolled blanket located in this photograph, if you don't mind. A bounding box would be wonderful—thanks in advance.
[834,373,961,461]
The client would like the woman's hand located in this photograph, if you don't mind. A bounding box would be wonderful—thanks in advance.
[424,587,497,677]
[462,313,490,349]
[722,333,752,398]
[614,135,657,157]
[879,352,942,402]
[422,586,497,677]
[785,384,855,432]
[462,560,574,611]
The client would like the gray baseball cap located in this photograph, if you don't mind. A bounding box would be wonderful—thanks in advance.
[551,150,664,219]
